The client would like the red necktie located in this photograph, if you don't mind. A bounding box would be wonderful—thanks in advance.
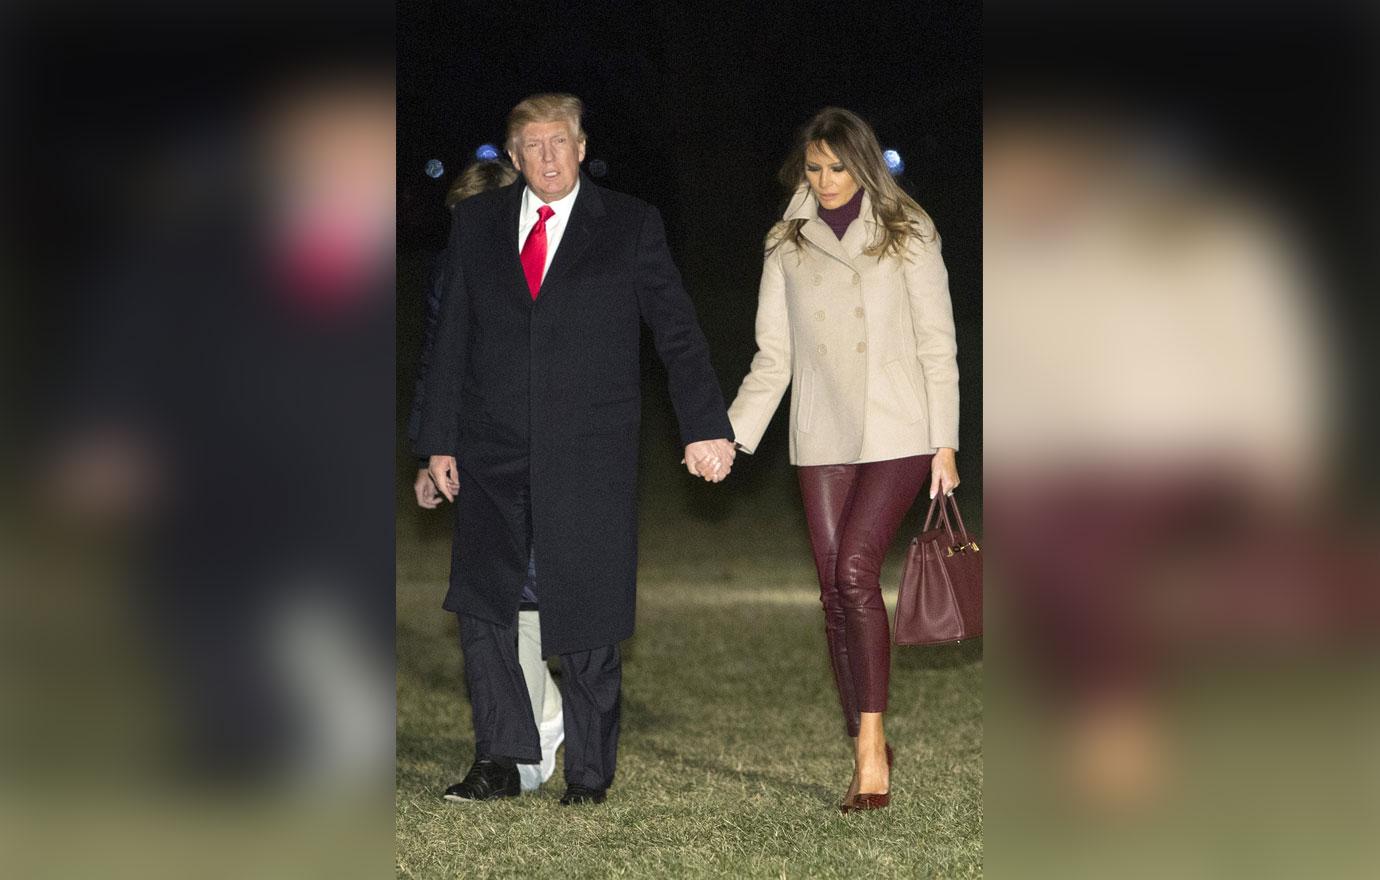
[520,205,555,299]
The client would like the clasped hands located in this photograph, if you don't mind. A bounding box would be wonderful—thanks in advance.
[683,438,736,484]
[422,440,734,507]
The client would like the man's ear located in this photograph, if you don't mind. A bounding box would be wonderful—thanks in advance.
[507,150,520,169]
[577,140,587,163]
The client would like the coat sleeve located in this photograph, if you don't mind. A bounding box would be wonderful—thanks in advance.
[414,214,470,458]
[406,247,448,461]
[903,225,960,450]
[634,205,733,446]
[726,241,791,455]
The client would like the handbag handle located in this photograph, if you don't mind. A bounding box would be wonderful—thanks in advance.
[945,494,972,545]
[920,493,959,546]
[920,491,976,553]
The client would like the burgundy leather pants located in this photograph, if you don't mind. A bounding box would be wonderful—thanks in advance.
[798,455,932,737]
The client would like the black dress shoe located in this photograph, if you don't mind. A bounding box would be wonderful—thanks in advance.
[558,784,607,806]
[443,758,521,803]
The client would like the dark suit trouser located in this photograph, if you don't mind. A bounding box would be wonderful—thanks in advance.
[457,613,621,791]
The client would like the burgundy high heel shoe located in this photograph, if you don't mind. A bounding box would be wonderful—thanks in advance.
[841,744,893,813]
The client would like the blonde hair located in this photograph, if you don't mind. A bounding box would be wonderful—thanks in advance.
[445,159,517,209]
[772,107,934,259]
[505,93,587,153]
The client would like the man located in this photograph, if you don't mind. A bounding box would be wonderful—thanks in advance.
[415,93,735,806]
[411,160,565,793]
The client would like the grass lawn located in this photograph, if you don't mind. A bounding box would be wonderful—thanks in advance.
[395,417,983,878]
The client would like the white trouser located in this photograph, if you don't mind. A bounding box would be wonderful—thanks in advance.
[516,610,563,789]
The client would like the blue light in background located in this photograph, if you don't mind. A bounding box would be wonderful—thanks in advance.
[588,159,608,178]
[424,159,444,179]
[883,149,904,175]
[475,143,500,161]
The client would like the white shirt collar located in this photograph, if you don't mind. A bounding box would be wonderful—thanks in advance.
[521,178,581,223]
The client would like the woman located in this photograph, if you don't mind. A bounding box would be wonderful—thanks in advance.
[408,158,520,476]
[727,108,961,812]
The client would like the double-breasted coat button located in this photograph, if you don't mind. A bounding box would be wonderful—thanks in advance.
[854,307,865,318]
[812,273,823,286]
[817,344,828,355]
[851,273,861,285]
[856,342,867,353]
[815,310,826,321]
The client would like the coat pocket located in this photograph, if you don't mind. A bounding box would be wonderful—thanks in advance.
[797,366,817,434]
[586,392,641,432]
[885,360,926,424]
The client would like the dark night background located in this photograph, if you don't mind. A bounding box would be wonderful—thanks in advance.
[396,0,983,532]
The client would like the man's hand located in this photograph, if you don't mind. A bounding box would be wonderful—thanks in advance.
[684,439,736,483]
[427,455,461,503]
[929,447,960,499]
[414,467,443,509]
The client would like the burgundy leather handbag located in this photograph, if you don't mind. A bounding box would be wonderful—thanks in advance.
[894,493,983,645]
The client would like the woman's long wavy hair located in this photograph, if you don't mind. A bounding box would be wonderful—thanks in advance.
[446,159,517,209]
[771,107,933,259]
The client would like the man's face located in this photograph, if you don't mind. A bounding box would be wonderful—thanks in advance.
[508,119,585,202]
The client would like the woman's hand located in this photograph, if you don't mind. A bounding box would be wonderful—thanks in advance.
[684,439,736,483]
[930,447,959,498]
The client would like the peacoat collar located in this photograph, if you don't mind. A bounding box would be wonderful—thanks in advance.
[783,184,878,269]
[498,173,608,306]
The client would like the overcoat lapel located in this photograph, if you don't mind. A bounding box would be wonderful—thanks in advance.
[538,176,606,296]
[841,199,878,260]
[800,222,855,270]
[497,181,533,307]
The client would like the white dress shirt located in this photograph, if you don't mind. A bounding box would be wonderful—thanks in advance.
[517,180,581,283]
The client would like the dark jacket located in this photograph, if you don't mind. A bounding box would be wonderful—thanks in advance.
[406,238,448,455]
[415,176,731,655]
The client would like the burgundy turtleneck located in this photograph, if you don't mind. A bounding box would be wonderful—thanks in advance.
[816,187,864,240]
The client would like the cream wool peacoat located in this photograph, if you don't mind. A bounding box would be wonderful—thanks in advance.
[727,186,959,466]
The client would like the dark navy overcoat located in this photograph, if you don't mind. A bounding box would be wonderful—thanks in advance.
[415,176,731,655]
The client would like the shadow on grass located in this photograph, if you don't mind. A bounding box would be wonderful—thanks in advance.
[396,729,464,770]
[638,741,839,806]
[894,637,983,671]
